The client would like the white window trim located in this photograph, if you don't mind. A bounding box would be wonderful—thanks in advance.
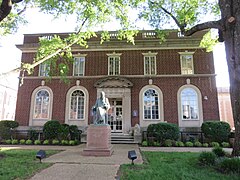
[39,63,50,77]
[177,85,203,128]
[139,85,164,127]
[142,52,157,75]
[73,54,87,76]
[178,51,195,75]
[107,53,122,76]
[65,86,89,127]
[29,86,53,126]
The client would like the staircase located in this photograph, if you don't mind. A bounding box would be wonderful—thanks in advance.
[111,133,136,144]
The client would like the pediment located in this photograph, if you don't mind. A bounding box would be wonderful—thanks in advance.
[94,77,133,88]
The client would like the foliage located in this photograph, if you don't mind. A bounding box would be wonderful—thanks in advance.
[43,120,62,140]
[221,142,230,148]
[198,152,216,166]
[147,123,179,145]
[69,140,76,146]
[0,120,19,129]
[216,157,240,174]
[163,139,173,147]
[43,140,49,145]
[212,147,226,157]
[203,143,209,147]
[201,121,231,143]
[175,141,184,147]
[194,141,202,147]
[27,128,39,141]
[4,139,12,144]
[61,140,69,145]
[210,142,220,148]
[185,142,194,147]
[69,125,81,140]
[59,124,70,140]
[25,139,33,145]
[0,149,58,180]
[142,140,148,147]
[19,139,26,145]
[34,140,41,145]
[52,139,59,145]
[11,139,18,145]
[0,120,19,140]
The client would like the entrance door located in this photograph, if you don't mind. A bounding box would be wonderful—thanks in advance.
[108,98,123,133]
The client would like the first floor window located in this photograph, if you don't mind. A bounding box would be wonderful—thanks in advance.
[181,88,199,120]
[70,90,85,120]
[34,90,50,119]
[143,89,159,120]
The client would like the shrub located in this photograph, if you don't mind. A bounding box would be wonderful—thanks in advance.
[61,140,69,145]
[202,143,209,147]
[59,124,70,140]
[27,129,39,141]
[52,139,59,145]
[19,139,26,144]
[210,142,220,147]
[5,139,12,144]
[175,141,184,147]
[201,121,230,143]
[43,140,49,145]
[185,141,193,147]
[0,120,19,140]
[69,125,80,140]
[25,139,32,145]
[69,140,76,146]
[34,140,41,145]
[194,141,202,147]
[43,120,62,140]
[212,147,226,157]
[216,157,240,174]
[11,139,18,144]
[0,120,19,129]
[198,151,216,166]
[221,142,230,148]
[142,140,148,147]
[147,123,179,145]
[164,139,173,147]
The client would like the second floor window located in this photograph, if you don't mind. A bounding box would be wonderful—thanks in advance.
[144,56,156,75]
[73,57,85,76]
[108,56,120,75]
[180,54,194,74]
[39,63,50,76]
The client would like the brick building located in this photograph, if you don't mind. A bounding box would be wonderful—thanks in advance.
[15,30,219,134]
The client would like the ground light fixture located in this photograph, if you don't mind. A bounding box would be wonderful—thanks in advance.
[128,150,137,165]
[36,150,46,163]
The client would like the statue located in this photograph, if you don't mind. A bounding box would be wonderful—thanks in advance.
[92,91,110,125]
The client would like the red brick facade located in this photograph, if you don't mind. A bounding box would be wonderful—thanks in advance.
[15,30,220,133]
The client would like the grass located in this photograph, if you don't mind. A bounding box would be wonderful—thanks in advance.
[0,149,59,180]
[120,152,239,180]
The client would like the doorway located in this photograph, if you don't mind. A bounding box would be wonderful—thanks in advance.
[108,98,123,133]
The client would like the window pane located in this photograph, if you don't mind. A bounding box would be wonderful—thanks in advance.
[143,89,159,120]
[34,90,50,119]
[181,55,193,74]
[108,56,120,75]
[74,57,85,76]
[39,63,50,76]
[144,56,156,75]
[70,90,85,120]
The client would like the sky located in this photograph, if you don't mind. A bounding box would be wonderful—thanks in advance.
[0,8,230,88]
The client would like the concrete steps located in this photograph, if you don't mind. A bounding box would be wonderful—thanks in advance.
[111,134,136,144]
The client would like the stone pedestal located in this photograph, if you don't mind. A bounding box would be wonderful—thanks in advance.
[82,124,113,156]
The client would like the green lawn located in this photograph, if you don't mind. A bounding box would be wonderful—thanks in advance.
[0,149,58,180]
[120,152,239,180]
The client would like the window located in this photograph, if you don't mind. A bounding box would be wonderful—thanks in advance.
[180,53,194,74]
[70,90,85,120]
[33,90,50,119]
[39,63,50,76]
[73,57,85,76]
[180,88,199,120]
[143,89,159,120]
[108,56,120,75]
[144,56,156,75]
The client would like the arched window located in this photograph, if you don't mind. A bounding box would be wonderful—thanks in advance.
[33,90,50,119]
[70,90,85,120]
[143,89,159,120]
[180,88,199,120]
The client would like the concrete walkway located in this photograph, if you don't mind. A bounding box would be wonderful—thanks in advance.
[0,144,233,180]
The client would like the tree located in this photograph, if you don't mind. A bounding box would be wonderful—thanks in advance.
[1,0,240,156]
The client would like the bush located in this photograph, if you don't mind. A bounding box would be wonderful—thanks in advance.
[221,142,230,148]
[175,141,184,147]
[59,124,70,140]
[212,147,225,157]
[198,151,216,166]
[69,140,76,146]
[147,123,179,145]
[217,157,240,174]
[185,141,193,147]
[27,129,39,141]
[11,139,18,144]
[5,139,12,144]
[61,140,69,145]
[201,121,230,143]
[43,120,62,140]
[203,143,209,147]
[164,139,173,147]
[19,139,26,144]
[0,120,19,140]
[34,140,41,145]
[210,142,220,147]
[52,139,59,145]
[25,139,32,145]
[142,140,148,147]
[0,120,19,129]
[43,140,49,145]
[69,125,80,140]
[194,141,202,147]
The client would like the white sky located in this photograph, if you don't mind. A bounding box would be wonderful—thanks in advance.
[0,8,230,87]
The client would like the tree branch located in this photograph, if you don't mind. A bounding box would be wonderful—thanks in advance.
[0,0,12,22]
[184,20,223,36]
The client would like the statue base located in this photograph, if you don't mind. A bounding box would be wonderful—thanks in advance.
[82,124,113,156]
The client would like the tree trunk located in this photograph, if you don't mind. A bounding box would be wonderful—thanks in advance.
[0,0,12,22]
[221,0,240,156]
